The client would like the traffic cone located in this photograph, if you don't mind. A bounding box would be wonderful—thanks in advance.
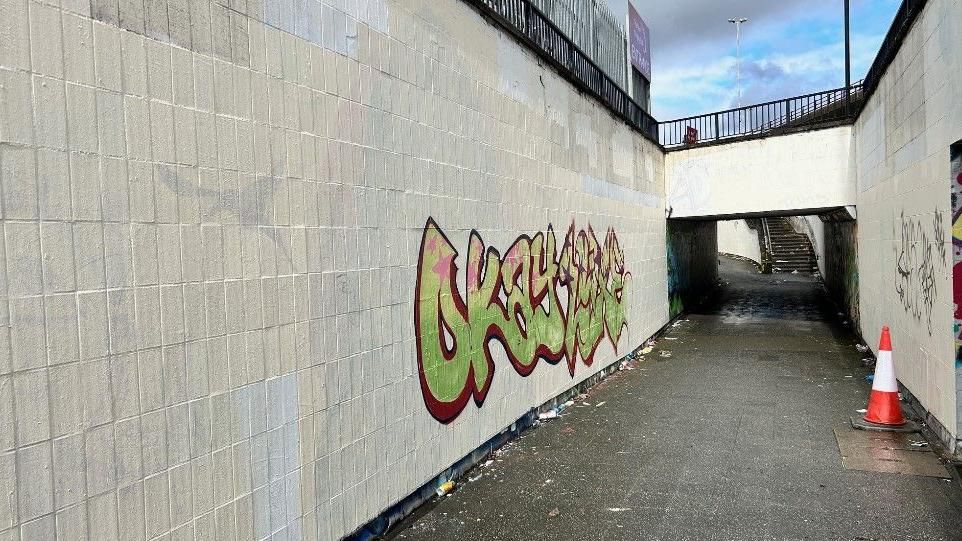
[863,326,904,426]
[851,326,917,432]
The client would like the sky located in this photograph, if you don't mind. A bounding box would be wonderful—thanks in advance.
[605,0,902,119]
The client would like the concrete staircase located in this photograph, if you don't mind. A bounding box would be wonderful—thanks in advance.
[764,217,818,273]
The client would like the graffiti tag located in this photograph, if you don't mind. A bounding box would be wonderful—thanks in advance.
[414,218,630,423]
[951,143,962,368]
[895,210,946,335]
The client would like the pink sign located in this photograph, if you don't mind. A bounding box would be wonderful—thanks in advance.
[628,2,651,81]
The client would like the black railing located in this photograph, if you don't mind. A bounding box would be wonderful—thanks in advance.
[861,0,927,104]
[659,83,865,148]
[465,0,659,144]
[466,0,926,151]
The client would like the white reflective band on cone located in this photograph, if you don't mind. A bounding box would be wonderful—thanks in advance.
[871,350,898,392]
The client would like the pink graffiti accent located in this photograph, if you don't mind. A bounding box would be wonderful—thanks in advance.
[414,218,631,423]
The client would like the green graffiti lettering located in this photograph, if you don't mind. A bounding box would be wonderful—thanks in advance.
[415,218,631,423]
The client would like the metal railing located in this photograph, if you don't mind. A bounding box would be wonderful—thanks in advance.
[531,0,629,90]
[659,83,864,148]
[465,0,659,143]
[465,0,926,151]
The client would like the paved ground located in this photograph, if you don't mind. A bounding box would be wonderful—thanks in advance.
[386,257,962,540]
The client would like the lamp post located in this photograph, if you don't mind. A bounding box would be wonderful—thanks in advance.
[844,0,851,113]
[728,17,749,108]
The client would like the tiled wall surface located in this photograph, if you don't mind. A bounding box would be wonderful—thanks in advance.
[0,0,669,538]
[854,0,962,445]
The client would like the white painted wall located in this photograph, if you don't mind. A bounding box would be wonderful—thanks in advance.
[717,220,761,264]
[854,0,962,445]
[665,127,857,219]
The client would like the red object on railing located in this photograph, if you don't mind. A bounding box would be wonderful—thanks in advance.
[684,127,698,145]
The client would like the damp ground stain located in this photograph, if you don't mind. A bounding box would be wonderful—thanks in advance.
[384,256,962,540]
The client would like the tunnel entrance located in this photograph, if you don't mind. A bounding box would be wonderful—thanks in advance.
[668,209,859,327]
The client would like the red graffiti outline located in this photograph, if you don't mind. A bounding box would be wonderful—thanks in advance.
[415,218,630,423]
[414,218,495,424]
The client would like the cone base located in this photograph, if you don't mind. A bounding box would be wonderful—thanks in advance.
[864,390,905,426]
[850,416,919,433]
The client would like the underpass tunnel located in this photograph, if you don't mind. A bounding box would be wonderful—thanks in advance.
[667,208,860,327]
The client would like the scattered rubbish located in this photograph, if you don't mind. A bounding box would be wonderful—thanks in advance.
[619,360,630,371]
[855,344,870,353]
[664,337,678,341]
[865,375,874,382]
[538,410,559,421]
[791,270,799,274]
[671,321,684,327]
[856,408,867,414]
[468,474,482,482]
[436,481,455,497]
[562,400,574,408]
[548,508,560,518]
[659,350,672,358]
[595,401,606,407]
[861,357,875,366]
[844,375,853,378]
[909,441,929,448]
[543,479,553,485]
[482,460,494,468]
[640,346,654,355]
[607,508,632,512]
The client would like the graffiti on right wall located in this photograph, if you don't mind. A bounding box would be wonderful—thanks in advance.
[895,209,946,334]
[952,142,962,368]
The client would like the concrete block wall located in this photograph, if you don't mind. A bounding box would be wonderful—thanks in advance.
[853,0,962,446]
[823,220,859,330]
[0,0,669,538]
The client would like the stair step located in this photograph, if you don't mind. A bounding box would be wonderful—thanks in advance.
[764,216,818,274]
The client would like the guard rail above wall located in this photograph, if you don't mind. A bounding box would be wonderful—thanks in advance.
[465,0,660,144]
[659,84,865,149]
[464,0,925,151]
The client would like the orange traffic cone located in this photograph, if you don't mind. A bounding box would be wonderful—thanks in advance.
[851,326,919,432]
[863,326,905,426]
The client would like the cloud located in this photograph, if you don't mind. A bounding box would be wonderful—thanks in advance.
[650,28,888,119]
[607,0,902,119]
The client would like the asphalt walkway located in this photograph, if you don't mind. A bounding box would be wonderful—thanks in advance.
[387,257,962,540]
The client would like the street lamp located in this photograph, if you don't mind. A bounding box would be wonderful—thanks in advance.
[728,17,749,108]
